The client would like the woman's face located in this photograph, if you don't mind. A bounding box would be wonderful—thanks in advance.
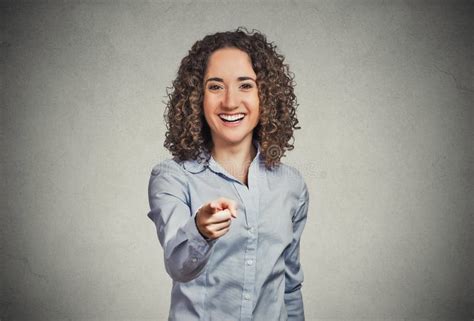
[203,47,260,151]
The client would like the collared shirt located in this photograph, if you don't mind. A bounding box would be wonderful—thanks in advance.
[147,140,309,321]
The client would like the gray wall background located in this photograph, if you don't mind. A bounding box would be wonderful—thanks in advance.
[1,1,472,320]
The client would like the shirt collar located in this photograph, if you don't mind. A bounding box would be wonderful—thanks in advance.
[181,139,262,175]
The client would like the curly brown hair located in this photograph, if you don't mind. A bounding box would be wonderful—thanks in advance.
[163,27,300,169]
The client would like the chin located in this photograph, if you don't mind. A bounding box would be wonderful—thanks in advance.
[214,134,252,146]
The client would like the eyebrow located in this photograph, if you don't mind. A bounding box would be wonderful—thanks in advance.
[204,76,256,84]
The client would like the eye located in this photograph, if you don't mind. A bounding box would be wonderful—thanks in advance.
[240,83,254,90]
[208,84,223,91]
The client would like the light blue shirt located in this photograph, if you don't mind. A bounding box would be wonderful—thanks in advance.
[147,140,309,321]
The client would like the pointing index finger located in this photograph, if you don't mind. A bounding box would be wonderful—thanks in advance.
[209,201,222,211]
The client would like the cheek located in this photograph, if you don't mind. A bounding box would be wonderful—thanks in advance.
[249,94,260,114]
[202,97,213,120]
[203,94,219,109]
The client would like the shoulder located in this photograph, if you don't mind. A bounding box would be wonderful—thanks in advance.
[266,161,307,196]
[148,158,189,192]
[150,158,185,176]
[151,157,207,176]
[148,158,190,201]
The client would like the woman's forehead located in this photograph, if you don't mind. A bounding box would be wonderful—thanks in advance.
[205,48,255,79]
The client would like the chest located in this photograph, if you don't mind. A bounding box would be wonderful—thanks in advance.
[187,173,298,247]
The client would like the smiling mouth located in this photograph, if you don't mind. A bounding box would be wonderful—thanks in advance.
[218,113,246,122]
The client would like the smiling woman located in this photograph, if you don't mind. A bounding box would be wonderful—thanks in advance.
[147,27,309,321]
[163,27,300,170]
[203,48,260,169]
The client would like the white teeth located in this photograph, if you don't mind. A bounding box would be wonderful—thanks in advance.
[219,113,245,121]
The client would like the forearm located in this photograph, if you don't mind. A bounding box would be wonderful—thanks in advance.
[158,212,215,282]
[285,288,305,321]
[284,179,308,321]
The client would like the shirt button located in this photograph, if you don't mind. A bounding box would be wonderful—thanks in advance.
[246,259,253,266]
[247,227,254,233]
[191,257,197,263]
[244,294,251,300]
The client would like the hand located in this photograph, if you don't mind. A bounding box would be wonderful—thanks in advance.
[195,197,238,240]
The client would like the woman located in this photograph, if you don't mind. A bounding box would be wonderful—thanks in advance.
[147,27,309,321]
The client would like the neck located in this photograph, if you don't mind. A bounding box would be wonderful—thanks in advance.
[211,137,257,183]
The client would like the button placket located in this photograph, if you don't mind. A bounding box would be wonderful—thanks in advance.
[240,163,259,321]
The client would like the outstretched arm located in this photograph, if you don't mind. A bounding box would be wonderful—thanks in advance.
[147,161,215,283]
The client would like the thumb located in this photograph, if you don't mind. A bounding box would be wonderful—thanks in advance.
[228,202,238,218]
[219,198,238,218]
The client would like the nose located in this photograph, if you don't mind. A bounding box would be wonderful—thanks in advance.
[222,87,239,110]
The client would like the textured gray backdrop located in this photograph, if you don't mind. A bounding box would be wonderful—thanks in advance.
[1,1,473,320]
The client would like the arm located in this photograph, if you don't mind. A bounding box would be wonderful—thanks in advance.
[284,181,309,321]
[147,160,215,282]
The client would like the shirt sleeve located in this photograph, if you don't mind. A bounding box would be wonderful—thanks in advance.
[147,160,216,283]
[284,179,309,321]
